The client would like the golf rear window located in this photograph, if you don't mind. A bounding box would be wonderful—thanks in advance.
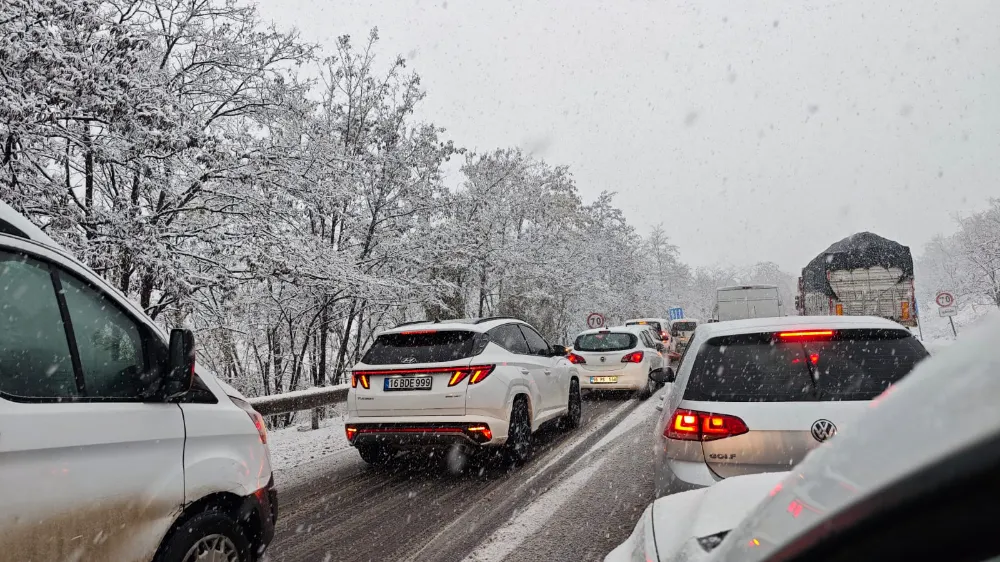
[683,329,928,402]
[574,332,637,352]
[361,331,477,365]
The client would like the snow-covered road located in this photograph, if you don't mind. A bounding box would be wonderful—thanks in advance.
[263,392,662,562]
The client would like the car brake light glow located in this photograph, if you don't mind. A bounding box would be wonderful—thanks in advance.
[665,408,749,441]
[230,397,268,444]
[777,330,834,340]
[351,372,370,389]
[400,329,437,335]
[567,352,586,364]
[345,425,358,442]
[467,425,493,440]
[621,351,644,363]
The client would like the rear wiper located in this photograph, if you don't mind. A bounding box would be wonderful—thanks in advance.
[798,342,822,400]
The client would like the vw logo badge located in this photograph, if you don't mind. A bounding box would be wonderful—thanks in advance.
[600,356,606,363]
[810,419,837,442]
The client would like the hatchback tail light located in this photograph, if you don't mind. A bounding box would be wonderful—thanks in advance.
[665,408,748,441]
[567,353,586,364]
[621,351,644,363]
[448,365,496,386]
[230,396,268,445]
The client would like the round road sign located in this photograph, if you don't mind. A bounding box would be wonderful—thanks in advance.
[586,312,605,329]
[935,291,955,308]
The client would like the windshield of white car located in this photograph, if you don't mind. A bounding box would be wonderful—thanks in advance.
[361,331,478,365]
[683,329,928,402]
[574,333,638,352]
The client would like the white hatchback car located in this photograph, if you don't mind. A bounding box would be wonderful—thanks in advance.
[571,325,670,398]
[609,316,999,562]
[653,316,928,498]
[0,201,276,561]
[346,318,582,465]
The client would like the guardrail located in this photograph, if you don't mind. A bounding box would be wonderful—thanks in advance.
[247,383,350,416]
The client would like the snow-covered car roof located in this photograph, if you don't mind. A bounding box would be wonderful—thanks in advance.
[697,315,905,339]
[0,199,63,249]
[576,325,655,337]
[379,317,526,335]
[712,317,1000,561]
[624,317,671,325]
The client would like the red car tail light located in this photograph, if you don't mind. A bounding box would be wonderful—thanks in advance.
[777,330,834,340]
[351,372,370,389]
[345,425,358,442]
[665,408,749,441]
[567,353,586,364]
[621,351,644,363]
[230,396,268,445]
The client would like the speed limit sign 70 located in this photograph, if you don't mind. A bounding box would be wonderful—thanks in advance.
[935,291,955,308]
[586,312,605,329]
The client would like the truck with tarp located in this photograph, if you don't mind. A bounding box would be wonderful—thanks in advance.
[796,232,917,327]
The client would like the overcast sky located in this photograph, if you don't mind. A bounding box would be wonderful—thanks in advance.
[257,0,1000,272]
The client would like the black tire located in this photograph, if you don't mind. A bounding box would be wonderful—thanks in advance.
[559,379,582,430]
[502,397,533,466]
[638,373,657,400]
[156,508,252,562]
[356,442,393,466]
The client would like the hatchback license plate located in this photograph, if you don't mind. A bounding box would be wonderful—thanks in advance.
[384,376,433,391]
[590,376,618,384]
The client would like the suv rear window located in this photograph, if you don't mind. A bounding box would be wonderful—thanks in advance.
[574,332,638,352]
[683,329,928,402]
[361,331,478,365]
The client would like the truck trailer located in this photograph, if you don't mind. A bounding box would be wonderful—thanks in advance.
[796,232,917,327]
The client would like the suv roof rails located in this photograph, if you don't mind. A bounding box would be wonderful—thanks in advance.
[474,316,521,324]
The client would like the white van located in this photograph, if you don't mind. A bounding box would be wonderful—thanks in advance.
[715,284,783,321]
[0,201,276,562]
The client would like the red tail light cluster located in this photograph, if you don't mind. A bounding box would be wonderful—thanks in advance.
[351,365,496,388]
[567,353,586,364]
[344,423,493,443]
[230,396,268,445]
[665,408,749,441]
[621,351,644,363]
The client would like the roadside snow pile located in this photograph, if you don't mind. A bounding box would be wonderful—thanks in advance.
[267,407,350,471]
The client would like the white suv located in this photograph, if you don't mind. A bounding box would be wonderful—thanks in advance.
[0,201,276,562]
[346,318,582,465]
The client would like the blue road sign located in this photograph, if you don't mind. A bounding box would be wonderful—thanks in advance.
[668,307,684,321]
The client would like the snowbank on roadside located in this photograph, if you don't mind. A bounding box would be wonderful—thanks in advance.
[267,407,350,472]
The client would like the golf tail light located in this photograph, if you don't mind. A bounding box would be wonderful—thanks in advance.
[351,372,370,389]
[777,330,834,341]
[567,352,586,364]
[665,409,749,442]
[621,351,644,363]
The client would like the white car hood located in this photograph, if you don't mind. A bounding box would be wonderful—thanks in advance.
[652,472,788,561]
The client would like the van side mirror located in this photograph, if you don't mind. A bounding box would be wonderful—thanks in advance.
[649,368,675,384]
[551,344,569,357]
[164,328,196,398]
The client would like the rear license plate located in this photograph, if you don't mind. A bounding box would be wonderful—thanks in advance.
[590,376,618,384]
[384,376,433,391]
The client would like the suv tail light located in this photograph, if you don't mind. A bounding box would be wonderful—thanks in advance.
[567,353,586,364]
[230,396,268,445]
[351,372,370,389]
[660,331,670,341]
[621,351,644,363]
[447,365,496,386]
[665,408,748,441]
